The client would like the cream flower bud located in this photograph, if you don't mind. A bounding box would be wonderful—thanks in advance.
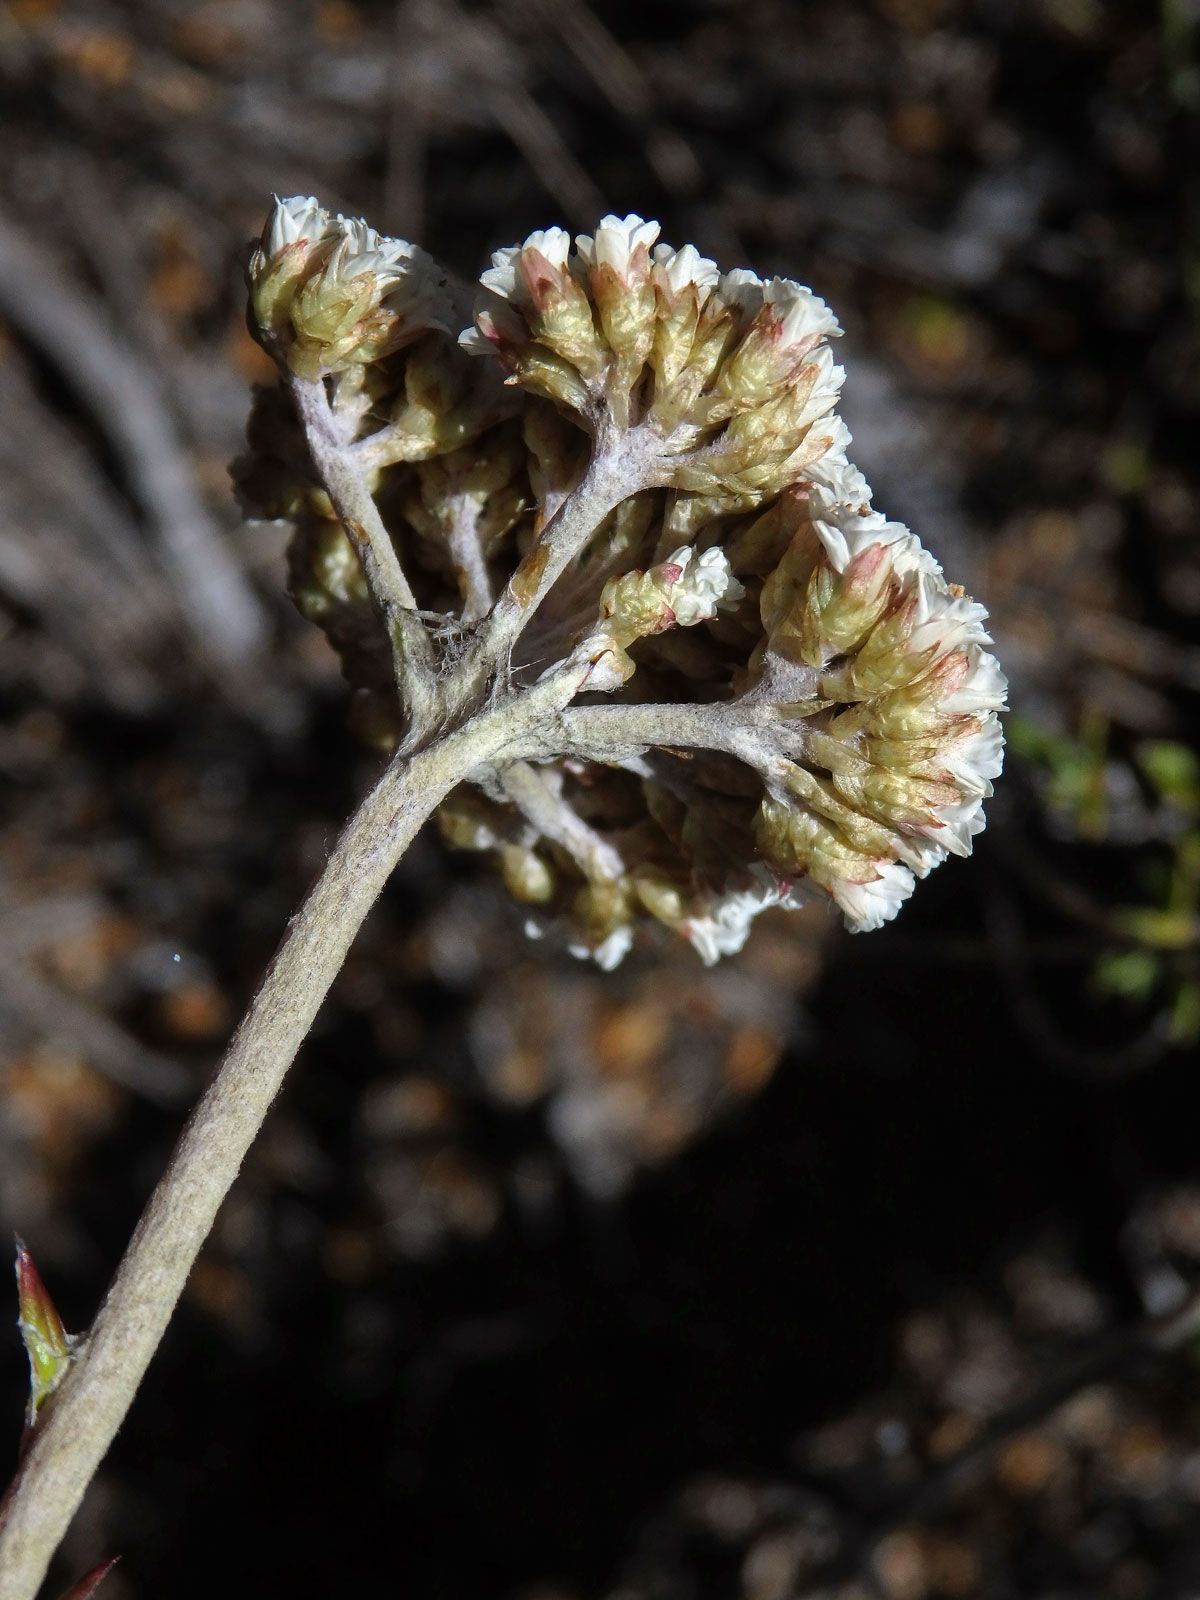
[575,214,661,278]
[568,880,636,969]
[649,242,721,394]
[248,194,340,337]
[285,219,451,378]
[568,924,634,972]
[576,216,661,413]
[652,242,720,300]
[500,842,556,904]
[468,227,608,384]
[714,273,842,409]
[750,479,1007,930]
[586,545,745,686]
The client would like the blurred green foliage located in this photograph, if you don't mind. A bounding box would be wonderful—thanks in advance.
[1011,715,1200,1046]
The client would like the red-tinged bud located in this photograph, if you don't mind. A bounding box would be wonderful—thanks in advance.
[57,1559,119,1600]
[15,1235,76,1427]
[518,248,572,315]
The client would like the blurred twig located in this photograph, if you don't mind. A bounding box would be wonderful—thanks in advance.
[435,0,605,228]
[853,1284,1200,1581]
[483,78,606,228]
[981,856,1167,1078]
[385,0,437,240]
[0,895,191,1107]
[0,963,189,1108]
[508,0,703,194]
[0,208,268,675]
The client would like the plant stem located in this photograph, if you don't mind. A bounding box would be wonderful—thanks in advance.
[500,760,625,882]
[289,373,443,732]
[442,490,495,627]
[0,686,568,1600]
[465,425,662,684]
[558,699,778,763]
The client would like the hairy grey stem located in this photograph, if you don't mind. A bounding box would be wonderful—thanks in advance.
[443,492,496,627]
[468,424,663,679]
[500,759,625,882]
[289,373,443,731]
[0,285,781,1593]
[558,698,787,766]
[0,671,585,1600]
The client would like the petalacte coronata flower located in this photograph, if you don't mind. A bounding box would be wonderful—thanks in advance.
[460,214,848,521]
[248,196,457,379]
[240,199,1007,966]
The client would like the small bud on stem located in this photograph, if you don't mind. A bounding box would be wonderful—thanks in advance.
[14,1238,75,1432]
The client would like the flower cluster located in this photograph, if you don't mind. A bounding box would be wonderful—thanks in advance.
[751,459,1006,931]
[248,194,456,380]
[462,214,847,524]
[240,199,1006,965]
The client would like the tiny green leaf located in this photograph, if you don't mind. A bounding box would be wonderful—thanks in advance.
[1169,981,1200,1047]
[1092,947,1161,1002]
[1137,740,1200,815]
[14,1236,75,1427]
[1115,908,1200,951]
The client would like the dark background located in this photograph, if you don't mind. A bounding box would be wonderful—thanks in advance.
[3,1,1200,1596]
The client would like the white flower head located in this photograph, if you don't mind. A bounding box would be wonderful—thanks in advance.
[478,244,520,300]
[525,227,573,270]
[718,267,768,317]
[808,455,873,516]
[943,645,1009,716]
[651,241,720,299]
[480,227,573,299]
[682,871,789,964]
[764,277,842,353]
[716,270,841,345]
[752,443,1008,935]
[661,545,746,626]
[812,510,927,580]
[576,214,661,280]
[264,194,337,258]
[834,861,916,932]
[250,196,345,340]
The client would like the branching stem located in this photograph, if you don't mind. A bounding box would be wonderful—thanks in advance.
[289,373,443,732]
[500,760,625,882]
[0,351,721,1600]
[0,671,583,1600]
[466,423,664,682]
[442,492,496,627]
[558,698,786,767]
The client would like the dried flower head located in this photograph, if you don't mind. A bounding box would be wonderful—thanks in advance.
[239,200,1006,966]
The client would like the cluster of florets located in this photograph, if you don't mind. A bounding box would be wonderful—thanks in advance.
[247,195,457,380]
[240,200,1006,965]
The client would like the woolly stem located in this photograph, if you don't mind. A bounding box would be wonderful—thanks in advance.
[0,673,582,1600]
[289,373,444,732]
[462,422,665,690]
